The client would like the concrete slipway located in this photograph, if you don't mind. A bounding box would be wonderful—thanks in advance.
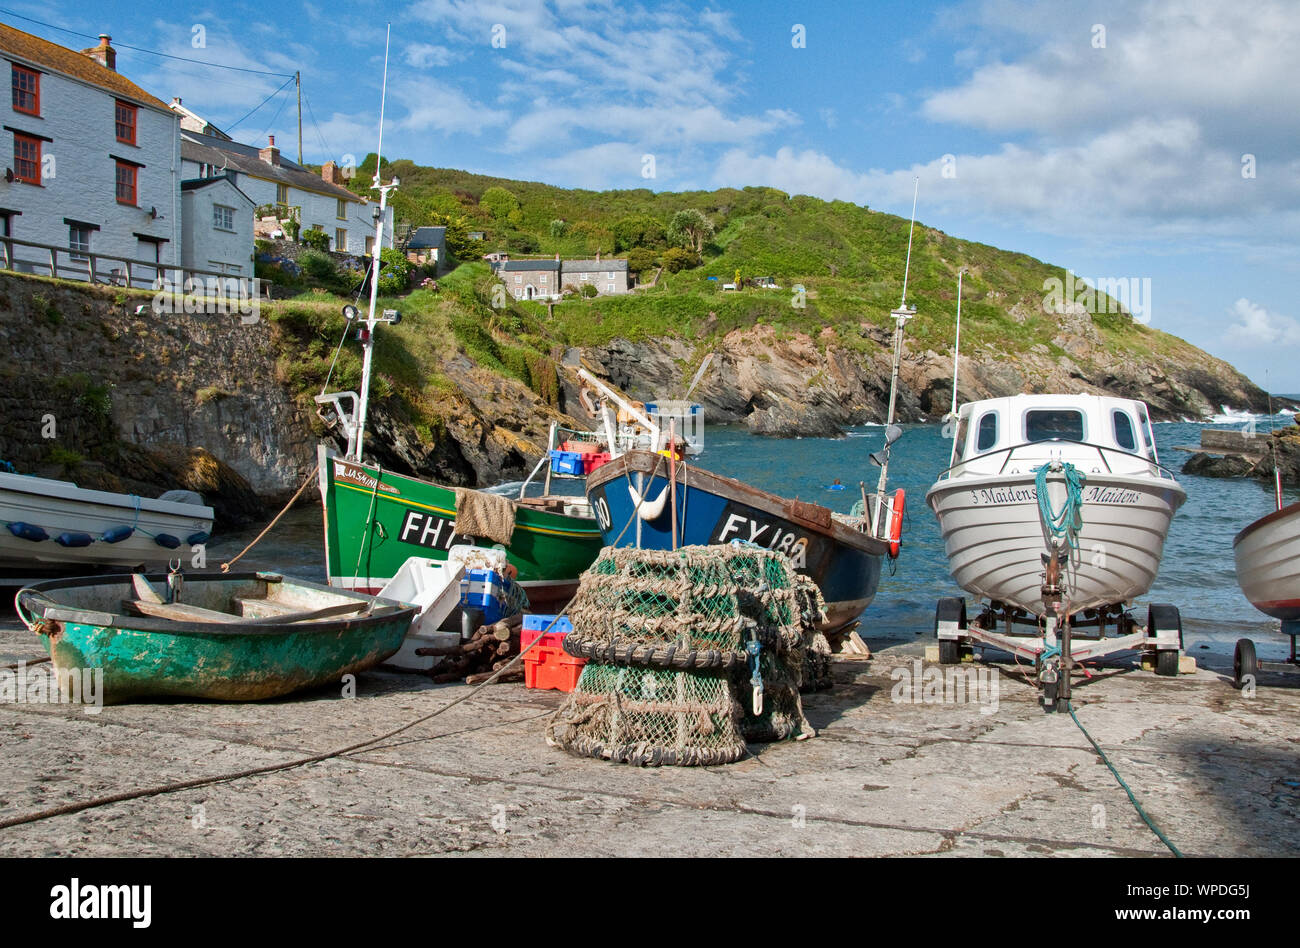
[0,621,1295,858]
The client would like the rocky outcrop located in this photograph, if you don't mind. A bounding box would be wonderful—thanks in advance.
[1182,425,1300,486]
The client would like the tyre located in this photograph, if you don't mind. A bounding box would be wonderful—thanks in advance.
[1146,603,1183,649]
[935,597,966,665]
[1233,638,1258,689]
[1156,648,1179,677]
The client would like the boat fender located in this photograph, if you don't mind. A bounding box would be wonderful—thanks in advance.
[627,482,669,521]
[153,533,182,549]
[186,531,211,545]
[888,488,905,558]
[7,522,48,542]
[55,531,94,548]
[101,525,134,544]
[579,387,600,419]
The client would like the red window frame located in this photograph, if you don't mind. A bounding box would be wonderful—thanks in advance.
[13,133,40,185]
[115,101,137,145]
[115,160,137,206]
[11,65,39,116]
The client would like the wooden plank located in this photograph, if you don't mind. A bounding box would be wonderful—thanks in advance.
[260,600,370,625]
[233,596,300,618]
[132,574,164,604]
[123,599,240,623]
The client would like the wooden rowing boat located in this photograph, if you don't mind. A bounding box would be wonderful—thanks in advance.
[15,571,416,703]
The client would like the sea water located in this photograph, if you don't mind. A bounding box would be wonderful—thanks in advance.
[210,418,1298,660]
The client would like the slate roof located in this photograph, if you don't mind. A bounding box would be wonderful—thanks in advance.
[181,130,363,204]
[180,172,255,205]
[408,226,446,249]
[498,259,560,272]
[561,259,628,272]
[0,23,170,111]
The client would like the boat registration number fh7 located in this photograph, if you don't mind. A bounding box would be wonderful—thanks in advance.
[711,511,810,569]
[397,509,460,551]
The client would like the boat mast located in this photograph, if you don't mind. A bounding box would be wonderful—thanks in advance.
[947,268,964,467]
[872,179,918,536]
[351,26,397,463]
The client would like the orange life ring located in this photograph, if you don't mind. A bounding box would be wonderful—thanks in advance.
[888,488,905,558]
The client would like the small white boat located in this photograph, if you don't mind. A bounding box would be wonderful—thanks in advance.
[0,470,213,573]
[926,394,1187,708]
[1231,500,1300,687]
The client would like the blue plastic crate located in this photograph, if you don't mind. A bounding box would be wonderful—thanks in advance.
[548,450,584,475]
[460,568,511,624]
[522,614,574,635]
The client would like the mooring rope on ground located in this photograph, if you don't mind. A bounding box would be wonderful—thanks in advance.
[0,460,664,833]
[1067,700,1183,857]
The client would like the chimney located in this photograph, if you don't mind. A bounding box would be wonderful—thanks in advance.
[321,160,343,185]
[596,249,601,262]
[172,97,182,106]
[82,34,116,72]
[555,253,560,262]
[259,135,280,167]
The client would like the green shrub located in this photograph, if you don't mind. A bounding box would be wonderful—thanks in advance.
[580,283,598,298]
[625,247,659,275]
[377,247,413,295]
[661,247,700,273]
[300,228,330,252]
[299,250,338,282]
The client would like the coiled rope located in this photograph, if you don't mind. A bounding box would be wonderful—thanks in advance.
[1033,461,1086,552]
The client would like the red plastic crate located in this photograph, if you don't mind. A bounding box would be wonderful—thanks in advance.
[523,644,586,692]
[583,452,612,474]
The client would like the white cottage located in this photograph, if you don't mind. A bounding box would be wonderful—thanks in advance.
[0,26,180,280]
[179,129,393,257]
[180,173,256,276]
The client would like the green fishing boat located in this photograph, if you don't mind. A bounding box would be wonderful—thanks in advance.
[317,446,604,609]
[311,154,604,611]
[15,572,416,703]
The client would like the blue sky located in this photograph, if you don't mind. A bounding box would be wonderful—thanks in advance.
[8,0,1299,393]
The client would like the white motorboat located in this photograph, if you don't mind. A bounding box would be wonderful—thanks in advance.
[0,470,213,574]
[926,393,1187,708]
[1231,499,1300,687]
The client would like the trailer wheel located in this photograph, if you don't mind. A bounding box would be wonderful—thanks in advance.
[1233,638,1258,689]
[935,597,966,665]
[1155,649,1179,678]
[1146,603,1183,649]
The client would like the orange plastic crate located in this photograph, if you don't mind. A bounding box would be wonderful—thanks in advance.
[523,644,586,692]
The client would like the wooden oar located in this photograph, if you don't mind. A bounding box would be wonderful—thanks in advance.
[132,573,164,604]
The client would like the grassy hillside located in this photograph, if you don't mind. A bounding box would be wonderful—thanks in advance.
[335,153,1158,362]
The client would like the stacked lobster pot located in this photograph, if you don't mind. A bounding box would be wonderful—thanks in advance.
[545,544,830,766]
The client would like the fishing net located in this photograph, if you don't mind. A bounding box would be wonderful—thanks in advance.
[562,545,812,669]
[548,544,827,766]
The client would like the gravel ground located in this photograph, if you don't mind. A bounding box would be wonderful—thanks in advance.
[1,621,1296,857]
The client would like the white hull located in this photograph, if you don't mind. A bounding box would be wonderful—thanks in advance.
[0,472,213,571]
[1234,502,1300,621]
[927,472,1185,615]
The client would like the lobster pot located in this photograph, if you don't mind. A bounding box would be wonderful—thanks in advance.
[545,663,746,767]
[562,545,812,665]
[547,545,828,766]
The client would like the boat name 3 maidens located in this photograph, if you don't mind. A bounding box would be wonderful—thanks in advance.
[968,486,1141,505]
[714,513,809,569]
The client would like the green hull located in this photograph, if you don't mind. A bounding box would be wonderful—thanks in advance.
[20,572,415,703]
[317,447,604,608]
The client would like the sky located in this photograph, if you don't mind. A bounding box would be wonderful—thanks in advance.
[6,0,1299,393]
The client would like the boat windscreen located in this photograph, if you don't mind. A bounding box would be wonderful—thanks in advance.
[1025,409,1085,443]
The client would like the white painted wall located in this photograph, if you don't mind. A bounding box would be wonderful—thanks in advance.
[1,58,179,275]
[181,178,255,275]
[179,155,393,256]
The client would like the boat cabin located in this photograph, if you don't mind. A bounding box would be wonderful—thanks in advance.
[947,394,1161,475]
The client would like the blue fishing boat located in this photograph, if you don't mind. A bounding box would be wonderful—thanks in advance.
[584,449,902,632]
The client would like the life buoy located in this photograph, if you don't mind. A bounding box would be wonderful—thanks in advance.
[579,387,599,419]
[887,488,905,558]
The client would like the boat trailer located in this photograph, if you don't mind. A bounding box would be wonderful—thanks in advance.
[1233,621,1300,690]
[935,553,1183,713]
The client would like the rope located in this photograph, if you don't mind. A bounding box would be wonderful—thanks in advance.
[1033,461,1086,552]
[0,466,662,833]
[1066,700,1183,857]
[220,463,320,573]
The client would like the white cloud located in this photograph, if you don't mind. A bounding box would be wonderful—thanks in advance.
[404,43,458,68]
[1227,298,1300,346]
